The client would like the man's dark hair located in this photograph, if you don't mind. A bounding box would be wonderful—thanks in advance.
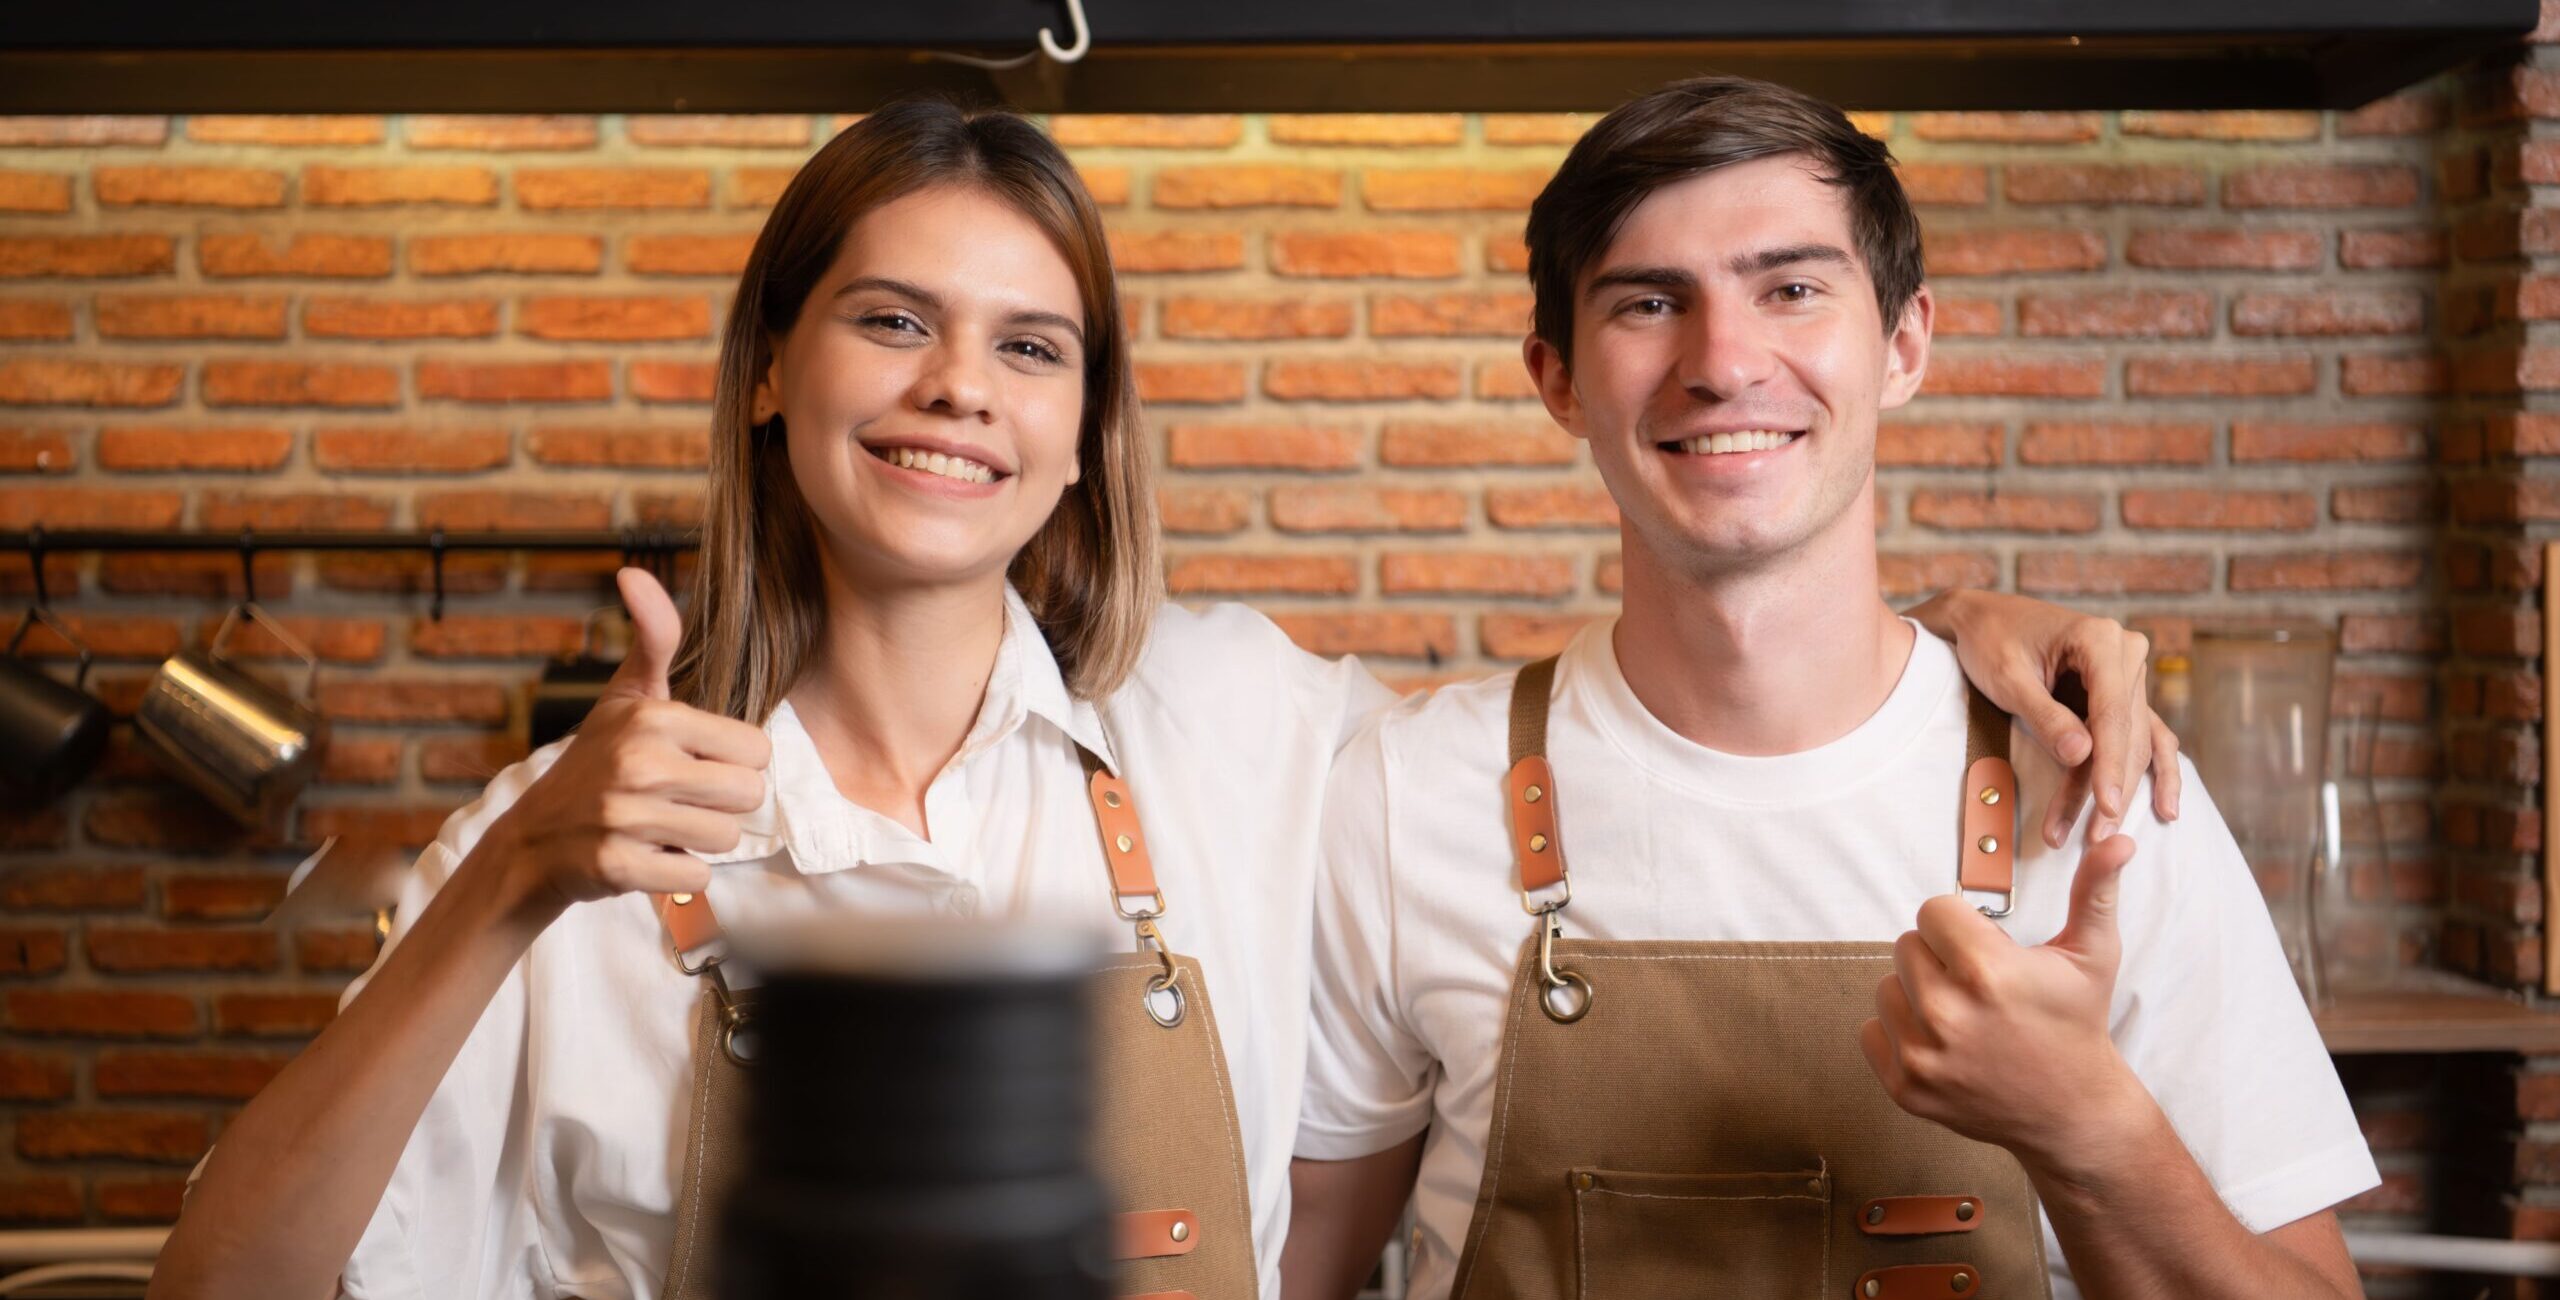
[1525,75,1924,369]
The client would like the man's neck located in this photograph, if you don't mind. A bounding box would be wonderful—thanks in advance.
[1610,503,1914,758]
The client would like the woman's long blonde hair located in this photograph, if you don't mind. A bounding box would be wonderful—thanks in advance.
[669,100,1160,723]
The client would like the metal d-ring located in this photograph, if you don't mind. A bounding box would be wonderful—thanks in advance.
[1135,917,1186,1028]
[1535,908,1592,1024]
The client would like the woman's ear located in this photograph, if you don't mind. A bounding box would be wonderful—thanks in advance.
[751,345,783,426]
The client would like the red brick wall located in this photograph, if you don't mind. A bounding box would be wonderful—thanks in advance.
[0,50,2528,1271]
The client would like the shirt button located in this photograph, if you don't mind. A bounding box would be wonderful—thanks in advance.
[952,886,980,917]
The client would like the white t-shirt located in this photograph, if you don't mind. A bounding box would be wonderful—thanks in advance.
[1298,619,2379,1300]
[332,588,1395,1300]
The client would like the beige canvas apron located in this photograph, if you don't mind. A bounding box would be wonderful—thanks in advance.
[1444,658,2054,1300]
[651,744,1259,1300]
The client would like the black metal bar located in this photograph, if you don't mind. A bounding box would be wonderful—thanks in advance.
[0,530,703,553]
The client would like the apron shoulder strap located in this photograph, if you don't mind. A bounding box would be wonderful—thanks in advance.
[1956,684,2020,911]
[1505,658,1568,898]
[1078,742,1164,917]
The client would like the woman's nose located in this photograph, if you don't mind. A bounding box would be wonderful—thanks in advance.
[911,341,996,422]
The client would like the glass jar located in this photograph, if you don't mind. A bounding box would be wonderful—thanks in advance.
[2186,623,2333,1003]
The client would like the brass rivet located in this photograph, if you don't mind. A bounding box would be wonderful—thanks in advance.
[670,893,693,906]
[1807,1177,1822,1193]
[1976,835,1999,855]
[1863,1281,1881,1299]
[1955,1200,1976,1222]
[1529,833,1549,853]
[1977,787,2000,805]
[1103,789,1123,808]
[1170,1220,1189,1243]
[1951,1272,1972,1294]
[1575,1172,1594,1190]
[1865,1204,1885,1225]
[1525,784,1544,803]
[1115,833,1134,853]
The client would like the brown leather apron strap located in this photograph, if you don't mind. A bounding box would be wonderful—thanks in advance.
[1112,1208,1201,1260]
[1857,1262,1985,1297]
[1956,684,2019,914]
[654,889,725,963]
[1078,743,1164,917]
[1506,658,1568,898]
[1859,1194,1985,1235]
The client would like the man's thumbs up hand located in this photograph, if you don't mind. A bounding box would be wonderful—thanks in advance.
[1856,834,2149,1170]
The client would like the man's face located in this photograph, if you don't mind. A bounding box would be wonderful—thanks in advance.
[1528,154,1931,573]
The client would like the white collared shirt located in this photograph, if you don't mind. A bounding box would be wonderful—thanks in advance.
[1298,620,2378,1300]
[334,588,1394,1300]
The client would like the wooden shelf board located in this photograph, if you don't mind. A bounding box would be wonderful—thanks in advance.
[2317,978,2560,1054]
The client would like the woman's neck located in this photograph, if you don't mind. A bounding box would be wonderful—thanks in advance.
[787,555,1012,839]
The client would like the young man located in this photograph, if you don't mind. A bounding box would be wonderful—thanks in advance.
[1284,78,2376,1300]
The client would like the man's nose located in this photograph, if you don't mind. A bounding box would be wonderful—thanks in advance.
[1678,296,1780,401]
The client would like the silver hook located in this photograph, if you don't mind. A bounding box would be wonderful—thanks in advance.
[929,0,1092,70]
[1038,0,1091,63]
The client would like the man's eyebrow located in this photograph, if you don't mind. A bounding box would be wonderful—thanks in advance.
[832,276,1084,346]
[1730,243,1858,277]
[1582,265,1697,301]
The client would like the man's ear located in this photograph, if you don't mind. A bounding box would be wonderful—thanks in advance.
[1878,284,1934,412]
[1523,333,1589,442]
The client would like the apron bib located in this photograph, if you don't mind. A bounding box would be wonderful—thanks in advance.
[655,745,1259,1300]
[1446,658,2053,1300]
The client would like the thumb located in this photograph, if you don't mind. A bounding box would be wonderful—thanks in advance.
[602,566,680,702]
[2046,833,2137,971]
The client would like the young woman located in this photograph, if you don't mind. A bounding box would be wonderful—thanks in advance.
[150,100,2173,1300]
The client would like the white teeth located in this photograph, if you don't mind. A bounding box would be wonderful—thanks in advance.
[1675,430,1797,456]
[884,447,997,483]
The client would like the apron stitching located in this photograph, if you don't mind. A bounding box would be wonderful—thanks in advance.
[674,989,715,1289]
[1178,958,1257,1286]
[1583,1191,1822,1202]
[1454,949,1541,1300]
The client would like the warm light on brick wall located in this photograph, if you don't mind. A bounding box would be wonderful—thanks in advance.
[0,67,2520,1270]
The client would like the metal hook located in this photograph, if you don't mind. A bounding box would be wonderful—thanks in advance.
[428,527,447,622]
[926,0,1092,70]
[237,528,257,606]
[1038,0,1092,63]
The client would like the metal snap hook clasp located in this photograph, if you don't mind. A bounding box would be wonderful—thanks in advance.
[707,962,757,1066]
[1135,917,1186,1028]
[1535,907,1591,1024]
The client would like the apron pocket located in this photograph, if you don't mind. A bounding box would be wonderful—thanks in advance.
[1570,1165,1831,1300]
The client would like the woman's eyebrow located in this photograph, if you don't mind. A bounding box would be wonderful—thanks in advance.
[832,275,940,306]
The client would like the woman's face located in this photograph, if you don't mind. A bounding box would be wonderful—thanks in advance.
[758,183,1090,592]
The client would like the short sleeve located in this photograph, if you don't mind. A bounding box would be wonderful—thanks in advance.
[333,749,567,1300]
[1296,715,1438,1160]
[2105,758,2380,1233]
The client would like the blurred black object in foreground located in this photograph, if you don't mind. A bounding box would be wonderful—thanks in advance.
[722,919,1113,1300]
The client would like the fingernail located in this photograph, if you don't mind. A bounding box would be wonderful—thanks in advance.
[2093,818,2118,844]
[2166,791,2181,819]
[2046,821,2066,849]
[2062,733,2091,765]
[2102,783,2123,815]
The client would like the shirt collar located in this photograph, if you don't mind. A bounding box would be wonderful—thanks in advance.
[698,584,1114,874]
